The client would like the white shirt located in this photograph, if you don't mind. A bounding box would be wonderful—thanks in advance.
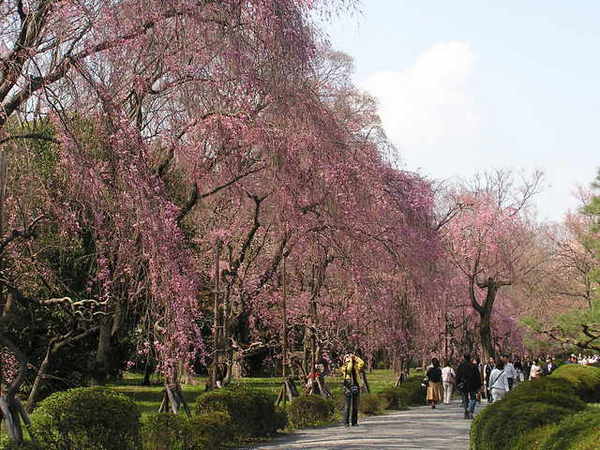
[489,368,509,391]
[504,362,516,379]
[530,363,542,379]
[441,366,455,382]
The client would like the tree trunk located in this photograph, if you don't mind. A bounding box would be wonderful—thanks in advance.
[25,347,51,412]
[93,317,112,384]
[0,396,23,442]
[479,310,494,361]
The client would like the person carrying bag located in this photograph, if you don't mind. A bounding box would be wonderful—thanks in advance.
[341,353,364,427]
[489,359,509,402]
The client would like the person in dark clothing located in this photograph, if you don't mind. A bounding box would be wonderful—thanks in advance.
[426,358,443,408]
[483,357,495,403]
[455,353,482,419]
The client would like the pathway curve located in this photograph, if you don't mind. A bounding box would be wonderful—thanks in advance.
[252,400,485,449]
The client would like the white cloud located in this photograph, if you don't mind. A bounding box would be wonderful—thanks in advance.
[362,41,480,169]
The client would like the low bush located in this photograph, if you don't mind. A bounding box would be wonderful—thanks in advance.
[287,395,335,428]
[470,401,574,450]
[141,413,192,450]
[512,424,557,450]
[189,411,234,449]
[393,378,427,406]
[0,435,42,450]
[358,393,385,415]
[472,365,600,450]
[195,385,284,438]
[508,376,577,399]
[503,391,585,411]
[30,387,142,450]
[378,386,408,410]
[550,364,600,402]
[540,406,600,450]
[142,411,234,450]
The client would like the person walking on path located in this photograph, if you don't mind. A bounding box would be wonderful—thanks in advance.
[456,353,482,419]
[341,353,364,427]
[441,360,456,405]
[489,359,509,402]
[426,358,443,408]
[483,357,495,403]
[513,357,524,384]
[502,355,516,390]
[529,358,543,379]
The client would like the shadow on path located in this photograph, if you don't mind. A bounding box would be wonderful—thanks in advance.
[251,400,487,449]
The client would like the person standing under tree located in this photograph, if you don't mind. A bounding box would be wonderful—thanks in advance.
[426,358,443,408]
[341,353,364,427]
[441,360,456,405]
[456,353,482,419]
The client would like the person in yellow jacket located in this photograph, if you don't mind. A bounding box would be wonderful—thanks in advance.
[340,353,365,426]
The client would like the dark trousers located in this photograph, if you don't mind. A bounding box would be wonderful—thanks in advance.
[462,390,477,413]
[507,378,514,390]
[344,387,360,425]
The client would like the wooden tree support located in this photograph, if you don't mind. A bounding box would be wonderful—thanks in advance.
[276,377,298,406]
[361,372,370,393]
[158,383,191,417]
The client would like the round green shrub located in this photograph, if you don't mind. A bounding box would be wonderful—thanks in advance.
[509,376,577,399]
[0,433,43,450]
[503,391,585,411]
[30,387,141,450]
[569,431,600,450]
[541,407,600,450]
[195,385,283,437]
[512,424,557,450]
[378,386,408,410]
[142,411,234,450]
[550,364,600,402]
[142,413,192,450]
[287,395,335,428]
[393,378,427,406]
[188,411,234,449]
[358,393,385,415]
[471,401,574,450]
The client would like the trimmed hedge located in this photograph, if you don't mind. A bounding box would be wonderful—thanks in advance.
[29,387,142,450]
[358,393,385,415]
[287,395,335,428]
[471,365,600,450]
[378,386,408,410]
[509,376,577,399]
[189,411,233,449]
[550,364,600,402]
[512,424,558,450]
[470,401,574,450]
[195,385,286,438]
[539,407,600,450]
[392,377,427,406]
[0,435,42,450]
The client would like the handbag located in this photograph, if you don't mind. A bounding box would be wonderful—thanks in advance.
[456,380,466,392]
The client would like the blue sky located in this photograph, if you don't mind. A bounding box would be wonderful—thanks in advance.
[322,1,600,221]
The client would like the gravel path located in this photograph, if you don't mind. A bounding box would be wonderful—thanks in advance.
[251,400,485,449]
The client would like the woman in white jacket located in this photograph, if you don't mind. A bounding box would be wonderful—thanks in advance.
[489,359,510,402]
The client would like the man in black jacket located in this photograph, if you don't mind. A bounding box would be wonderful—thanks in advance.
[456,353,482,419]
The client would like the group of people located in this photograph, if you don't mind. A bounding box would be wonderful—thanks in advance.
[424,352,600,418]
[339,351,599,427]
[425,354,483,418]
